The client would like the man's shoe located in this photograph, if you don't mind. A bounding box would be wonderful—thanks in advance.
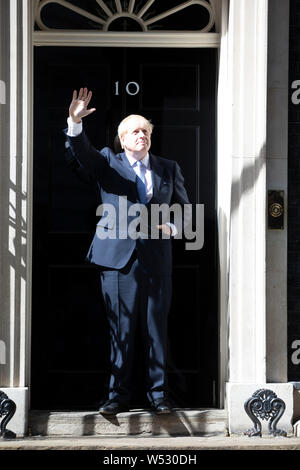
[99,399,129,415]
[150,398,172,414]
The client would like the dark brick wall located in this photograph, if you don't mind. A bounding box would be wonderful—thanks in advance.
[288,0,300,380]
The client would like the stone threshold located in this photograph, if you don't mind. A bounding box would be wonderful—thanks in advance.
[28,408,227,437]
[2,435,300,451]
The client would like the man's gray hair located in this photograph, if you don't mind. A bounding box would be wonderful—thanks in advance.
[118,114,154,139]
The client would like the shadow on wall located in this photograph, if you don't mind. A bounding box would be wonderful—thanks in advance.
[1,70,28,387]
[219,142,266,386]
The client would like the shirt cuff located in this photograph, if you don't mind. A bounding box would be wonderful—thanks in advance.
[67,116,83,137]
[166,222,178,237]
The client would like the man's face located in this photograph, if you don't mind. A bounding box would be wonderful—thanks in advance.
[120,117,151,158]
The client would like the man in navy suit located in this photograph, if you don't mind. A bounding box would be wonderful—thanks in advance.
[65,88,191,414]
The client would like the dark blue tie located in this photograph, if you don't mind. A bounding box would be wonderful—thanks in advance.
[135,161,147,204]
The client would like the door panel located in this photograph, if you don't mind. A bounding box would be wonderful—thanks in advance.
[31,46,218,409]
[140,64,200,110]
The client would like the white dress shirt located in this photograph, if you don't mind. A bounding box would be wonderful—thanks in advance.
[125,152,153,203]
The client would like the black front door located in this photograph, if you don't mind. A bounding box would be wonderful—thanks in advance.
[31,46,218,410]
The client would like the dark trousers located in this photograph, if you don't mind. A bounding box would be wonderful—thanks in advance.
[100,253,172,404]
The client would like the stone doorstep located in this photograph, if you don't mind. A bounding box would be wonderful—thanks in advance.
[2,435,300,451]
[28,409,228,437]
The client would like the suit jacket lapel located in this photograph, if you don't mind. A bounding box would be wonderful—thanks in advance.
[118,152,137,183]
[150,153,164,201]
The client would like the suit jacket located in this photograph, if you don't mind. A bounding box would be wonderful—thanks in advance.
[64,130,191,275]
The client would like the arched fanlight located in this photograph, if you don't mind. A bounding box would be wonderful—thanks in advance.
[35,0,216,32]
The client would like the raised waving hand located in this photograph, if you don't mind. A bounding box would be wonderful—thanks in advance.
[69,87,96,123]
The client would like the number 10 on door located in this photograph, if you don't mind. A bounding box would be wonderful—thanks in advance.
[114,81,140,96]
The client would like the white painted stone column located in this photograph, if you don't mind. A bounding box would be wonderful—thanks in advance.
[228,0,268,385]
[223,0,294,435]
[0,0,33,436]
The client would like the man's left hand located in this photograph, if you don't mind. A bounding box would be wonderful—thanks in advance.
[156,224,172,236]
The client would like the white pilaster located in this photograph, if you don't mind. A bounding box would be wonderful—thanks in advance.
[228,0,268,383]
[224,0,269,432]
[0,0,33,436]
